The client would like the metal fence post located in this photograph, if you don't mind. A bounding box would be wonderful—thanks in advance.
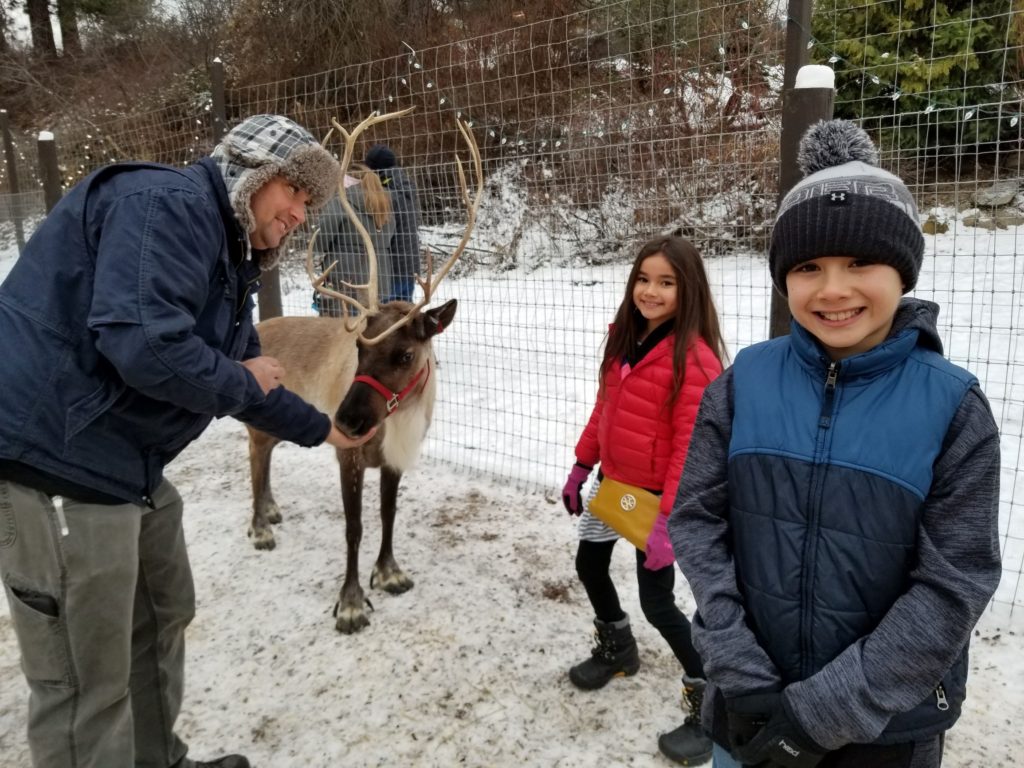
[38,131,62,213]
[1,109,26,254]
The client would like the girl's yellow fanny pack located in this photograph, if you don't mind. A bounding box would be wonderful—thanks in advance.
[587,477,660,549]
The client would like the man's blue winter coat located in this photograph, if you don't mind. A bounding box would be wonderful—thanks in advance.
[0,158,329,505]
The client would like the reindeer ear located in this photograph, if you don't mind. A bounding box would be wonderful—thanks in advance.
[423,299,457,338]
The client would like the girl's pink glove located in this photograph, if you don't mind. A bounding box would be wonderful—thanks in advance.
[562,462,592,515]
[643,513,675,571]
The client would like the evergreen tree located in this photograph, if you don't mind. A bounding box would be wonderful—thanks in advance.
[812,0,1021,154]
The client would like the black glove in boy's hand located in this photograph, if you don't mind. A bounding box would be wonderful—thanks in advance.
[733,696,826,768]
[726,692,779,751]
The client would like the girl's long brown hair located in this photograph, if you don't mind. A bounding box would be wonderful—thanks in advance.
[600,235,727,405]
[348,162,392,231]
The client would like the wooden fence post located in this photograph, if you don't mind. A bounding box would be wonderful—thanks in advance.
[770,64,836,339]
[211,55,283,320]
[211,57,227,143]
[0,109,26,254]
[770,0,809,337]
[38,131,62,213]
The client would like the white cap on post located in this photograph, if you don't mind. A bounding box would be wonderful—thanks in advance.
[794,64,836,90]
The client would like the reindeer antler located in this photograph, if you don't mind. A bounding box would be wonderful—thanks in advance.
[417,118,484,303]
[358,118,483,347]
[307,108,414,331]
[308,110,483,346]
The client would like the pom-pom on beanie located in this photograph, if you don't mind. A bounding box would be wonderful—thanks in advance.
[211,114,340,268]
[769,119,924,295]
[364,144,398,171]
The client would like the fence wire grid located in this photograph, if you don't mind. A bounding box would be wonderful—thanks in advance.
[1,0,1022,613]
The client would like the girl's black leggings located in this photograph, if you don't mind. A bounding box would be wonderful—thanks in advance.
[575,538,705,679]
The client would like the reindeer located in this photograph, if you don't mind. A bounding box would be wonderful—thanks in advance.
[245,110,483,634]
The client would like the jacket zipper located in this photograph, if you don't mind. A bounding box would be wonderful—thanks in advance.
[236,273,261,319]
[800,359,840,677]
[935,684,949,711]
[820,361,839,427]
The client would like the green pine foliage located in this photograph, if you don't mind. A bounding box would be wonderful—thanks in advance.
[812,0,1021,154]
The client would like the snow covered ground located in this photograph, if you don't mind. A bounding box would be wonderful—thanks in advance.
[1,211,1023,766]
[1,415,1020,766]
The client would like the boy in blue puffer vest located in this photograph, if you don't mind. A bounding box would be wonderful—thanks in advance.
[668,120,1001,768]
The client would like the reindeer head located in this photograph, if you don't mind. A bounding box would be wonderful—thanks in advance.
[334,299,457,438]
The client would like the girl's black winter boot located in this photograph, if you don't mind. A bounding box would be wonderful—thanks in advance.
[568,615,641,690]
[657,675,713,765]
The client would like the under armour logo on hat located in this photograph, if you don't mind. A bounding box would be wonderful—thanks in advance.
[830,191,847,202]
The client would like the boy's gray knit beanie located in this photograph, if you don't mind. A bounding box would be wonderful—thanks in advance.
[769,119,924,295]
[211,114,340,268]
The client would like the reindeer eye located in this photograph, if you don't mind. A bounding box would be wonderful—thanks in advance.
[396,350,415,366]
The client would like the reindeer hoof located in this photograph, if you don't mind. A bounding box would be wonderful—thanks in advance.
[384,577,414,595]
[372,563,414,594]
[249,527,277,551]
[334,603,371,634]
[265,502,282,525]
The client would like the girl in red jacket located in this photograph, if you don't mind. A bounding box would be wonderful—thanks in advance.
[562,234,725,765]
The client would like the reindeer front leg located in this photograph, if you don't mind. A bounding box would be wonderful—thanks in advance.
[372,464,414,594]
[248,429,281,550]
[335,448,370,633]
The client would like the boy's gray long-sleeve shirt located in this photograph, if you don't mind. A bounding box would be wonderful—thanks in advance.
[669,367,1002,749]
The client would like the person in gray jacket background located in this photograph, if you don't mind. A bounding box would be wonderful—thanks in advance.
[365,143,422,303]
[668,120,1001,768]
[314,162,395,316]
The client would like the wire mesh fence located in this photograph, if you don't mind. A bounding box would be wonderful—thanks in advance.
[1,0,1021,612]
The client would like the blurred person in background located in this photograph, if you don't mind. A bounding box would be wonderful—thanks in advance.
[364,143,422,303]
[313,162,395,316]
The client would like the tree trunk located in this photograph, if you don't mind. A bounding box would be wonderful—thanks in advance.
[26,0,58,57]
[57,0,82,55]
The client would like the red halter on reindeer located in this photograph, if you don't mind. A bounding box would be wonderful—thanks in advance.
[245,108,483,633]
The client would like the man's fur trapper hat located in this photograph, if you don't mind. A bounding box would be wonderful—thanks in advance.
[211,114,340,269]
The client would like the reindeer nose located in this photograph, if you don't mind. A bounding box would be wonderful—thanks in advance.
[335,391,381,438]
[337,414,376,439]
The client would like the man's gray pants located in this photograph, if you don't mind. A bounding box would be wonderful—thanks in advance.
[0,478,194,768]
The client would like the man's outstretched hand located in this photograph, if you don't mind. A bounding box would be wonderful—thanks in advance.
[324,424,378,449]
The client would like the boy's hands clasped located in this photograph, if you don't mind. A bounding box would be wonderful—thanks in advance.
[726,693,825,768]
[561,462,592,515]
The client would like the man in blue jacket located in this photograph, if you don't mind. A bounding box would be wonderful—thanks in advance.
[0,114,372,768]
